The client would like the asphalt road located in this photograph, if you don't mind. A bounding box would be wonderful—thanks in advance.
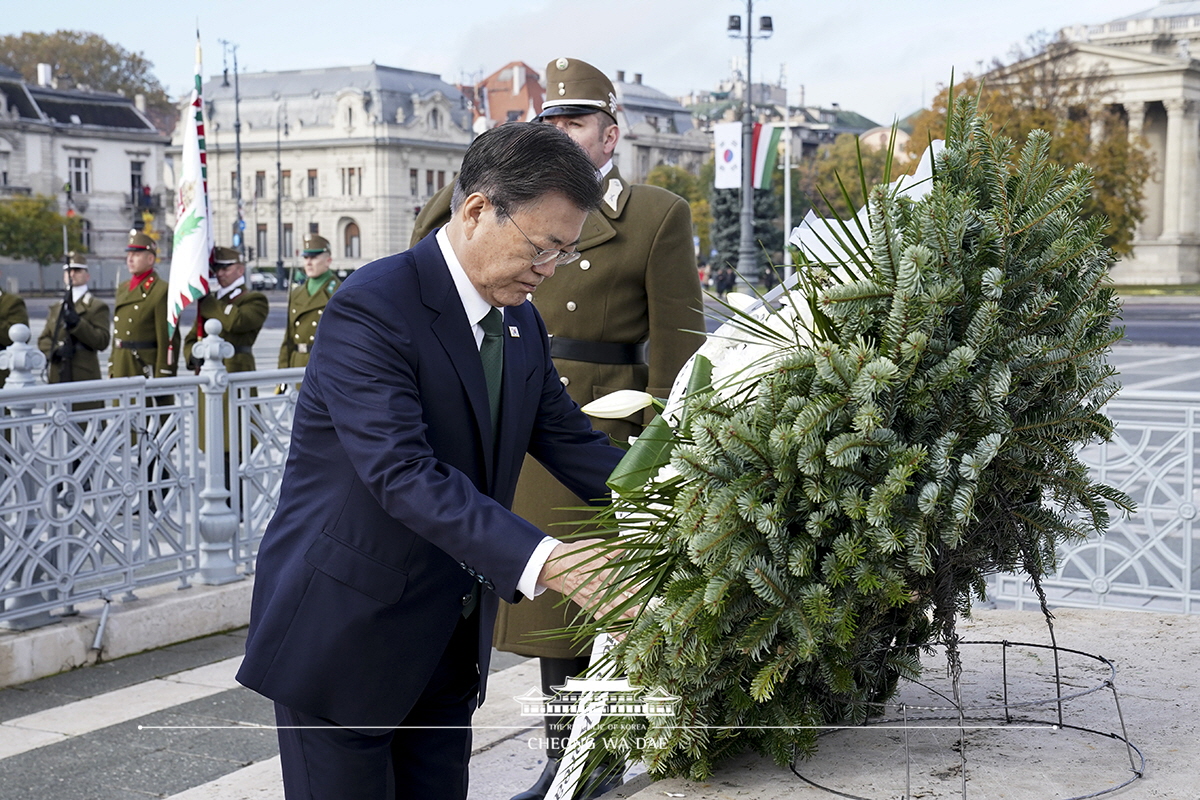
[17,289,1200,343]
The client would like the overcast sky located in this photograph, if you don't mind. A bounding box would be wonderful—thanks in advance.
[3,0,1154,125]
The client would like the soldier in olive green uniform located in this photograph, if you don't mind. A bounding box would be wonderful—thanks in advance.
[110,231,179,380]
[278,234,339,371]
[184,246,269,373]
[0,277,30,388]
[185,246,269,460]
[413,57,704,800]
[38,253,111,408]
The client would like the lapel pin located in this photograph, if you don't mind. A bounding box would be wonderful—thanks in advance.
[508,326,520,338]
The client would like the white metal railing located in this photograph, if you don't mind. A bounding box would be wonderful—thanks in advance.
[0,322,302,629]
[990,391,1200,615]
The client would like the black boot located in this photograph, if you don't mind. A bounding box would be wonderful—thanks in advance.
[510,757,559,800]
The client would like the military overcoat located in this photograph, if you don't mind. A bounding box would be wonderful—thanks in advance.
[0,289,30,388]
[110,271,179,379]
[184,285,269,373]
[38,291,111,385]
[412,165,704,658]
[278,277,339,369]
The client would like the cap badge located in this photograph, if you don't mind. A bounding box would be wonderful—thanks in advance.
[556,58,569,70]
[608,92,618,116]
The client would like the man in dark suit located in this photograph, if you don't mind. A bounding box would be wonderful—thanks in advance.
[237,122,625,800]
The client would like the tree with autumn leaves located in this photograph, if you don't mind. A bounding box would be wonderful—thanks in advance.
[908,40,1152,255]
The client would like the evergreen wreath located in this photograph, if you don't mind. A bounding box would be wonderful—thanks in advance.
[569,91,1134,780]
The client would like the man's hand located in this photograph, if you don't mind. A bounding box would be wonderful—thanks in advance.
[61,300,81,329]
[538,538,640,625]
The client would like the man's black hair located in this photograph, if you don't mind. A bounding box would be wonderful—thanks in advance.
[450,122,601,217]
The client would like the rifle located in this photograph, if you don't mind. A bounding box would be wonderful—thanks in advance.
[50,270,76,383]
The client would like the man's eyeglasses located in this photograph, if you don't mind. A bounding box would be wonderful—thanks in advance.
[506,215,581,268]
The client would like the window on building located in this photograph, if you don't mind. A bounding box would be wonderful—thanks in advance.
[68,156,91,194]
[506,110,522,123]
[1,152,8,186]
[437,170,445,191]
[256,224,268,260]
[309,222,320,234]
[429,109,440,130]
[410,168,418,196]
[130,161,144,201]
[341,166,362,196]
[283,223,294,258]
[231,171,239,199]
[344,222,361,259]
[255,171,266,199]
[80,218,92,250]
[425,170,434,197]
[307,169,319,197]
[281,170,291,198]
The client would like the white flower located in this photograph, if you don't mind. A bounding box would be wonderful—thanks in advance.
[582,390,655,419]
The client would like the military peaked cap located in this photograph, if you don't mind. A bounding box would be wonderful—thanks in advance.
[126,230,157,253]
[539,57,618,124]
[213,246,241,265]
[302,234,331,256]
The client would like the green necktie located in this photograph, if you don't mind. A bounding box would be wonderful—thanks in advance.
[480,307,504,436]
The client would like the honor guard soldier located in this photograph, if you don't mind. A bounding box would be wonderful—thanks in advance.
[38,253,111,406]
[413,56,704,800]
[0,268,30,388]
[184,246,269,373]
[279,234,338,370]
[110,231,179,380]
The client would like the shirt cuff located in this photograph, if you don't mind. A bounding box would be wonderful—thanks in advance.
[517,536,561,600]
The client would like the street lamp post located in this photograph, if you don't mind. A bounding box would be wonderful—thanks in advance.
[276,106,288,288]
[219,40,244,258]
[728,2,773,285]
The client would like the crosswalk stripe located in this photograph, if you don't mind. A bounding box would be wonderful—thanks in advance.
[0,655,243,759]
[163,756,284,800]
[155,658,542,800]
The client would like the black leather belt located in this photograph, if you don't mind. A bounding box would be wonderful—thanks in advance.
[550,336,647,365]
[115,339,156,349]
[233,345,254,354]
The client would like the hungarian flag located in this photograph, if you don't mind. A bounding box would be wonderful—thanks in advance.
[751,123,784,190]
[167,32,213,340]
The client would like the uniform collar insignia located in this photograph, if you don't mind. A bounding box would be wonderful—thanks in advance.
[604,178,622,212]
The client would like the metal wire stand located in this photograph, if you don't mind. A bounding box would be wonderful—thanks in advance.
[789,638,1144,800]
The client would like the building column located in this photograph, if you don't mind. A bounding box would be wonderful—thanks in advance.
[1162,98,1186,236]
[1175,99,1200,238]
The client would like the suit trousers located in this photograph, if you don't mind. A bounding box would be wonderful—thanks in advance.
[274,611,480,799]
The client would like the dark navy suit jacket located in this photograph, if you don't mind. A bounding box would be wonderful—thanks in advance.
[236,234,621,728]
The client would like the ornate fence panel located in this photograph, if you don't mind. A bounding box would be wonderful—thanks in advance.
[991,391,1200,615]
[0,321,304,628]
[228,369,302,572]
[0,374,202,627]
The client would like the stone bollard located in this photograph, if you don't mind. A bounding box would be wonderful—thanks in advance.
[0,324,56,629]
[191,319,242,585]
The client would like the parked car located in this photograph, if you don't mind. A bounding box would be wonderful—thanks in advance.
[248,271,276,290]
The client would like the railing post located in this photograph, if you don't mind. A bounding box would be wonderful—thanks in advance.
[192,319,242,585]
[0,324,56,629]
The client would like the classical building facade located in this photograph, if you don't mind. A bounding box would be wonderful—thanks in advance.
[1056,0,1200,283]
[612,72,710,182]
[168,63,471,273]
[0,64,167,290]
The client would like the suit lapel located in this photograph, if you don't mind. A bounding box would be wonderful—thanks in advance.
[417,237,496,486]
